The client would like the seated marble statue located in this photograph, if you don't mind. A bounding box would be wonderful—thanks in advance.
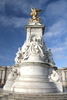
[29,37,44,58]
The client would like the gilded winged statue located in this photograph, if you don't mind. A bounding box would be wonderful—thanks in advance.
[29,8,42,23]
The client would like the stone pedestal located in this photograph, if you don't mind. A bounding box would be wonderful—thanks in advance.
[25,25,44,42]
[3,21,63,93]
[10,62,58,93]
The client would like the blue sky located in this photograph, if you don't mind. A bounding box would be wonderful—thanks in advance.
[0,0,67,67]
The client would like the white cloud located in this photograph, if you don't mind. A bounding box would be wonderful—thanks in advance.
[45,18,67,38]
[6,0,47,14]
[51,38,67,61]
[63,37,67,48]
[0,16,28,27]
[44,0,67,39]
[46,0,67,18]
[0,55,12,61]
[52,47,64,54]
[0,0,48,28]
[0,0,5,12]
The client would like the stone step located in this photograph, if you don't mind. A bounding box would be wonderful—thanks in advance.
[0,89,67,100]
[1,93,67,100]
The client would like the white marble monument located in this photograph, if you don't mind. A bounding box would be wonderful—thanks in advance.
[3,8,63,93]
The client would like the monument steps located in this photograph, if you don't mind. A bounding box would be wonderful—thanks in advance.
[0,92,67,100]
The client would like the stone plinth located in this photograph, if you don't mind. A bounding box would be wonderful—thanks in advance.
[9,62,58,93]
[25,25,45,42]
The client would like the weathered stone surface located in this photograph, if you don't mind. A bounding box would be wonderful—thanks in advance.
[0,89,67,100]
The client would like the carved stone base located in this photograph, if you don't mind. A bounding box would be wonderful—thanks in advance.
[5,62,60,94]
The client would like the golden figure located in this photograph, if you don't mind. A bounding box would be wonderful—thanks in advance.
[29,8,42,23]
